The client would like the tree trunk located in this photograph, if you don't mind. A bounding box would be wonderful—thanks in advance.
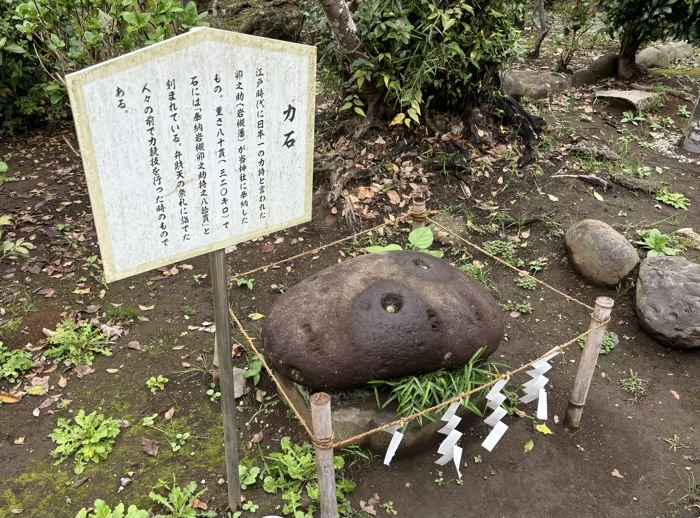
[618,34,640,81]
[528,0,549,59]
[316,0,365,63]
[682,95,700,154]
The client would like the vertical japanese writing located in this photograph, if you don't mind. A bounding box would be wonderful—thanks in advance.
[143,83,168,246]
[116,86,127,112]
[167,79,189,242]
[191,75,210,235]
[255,68,267,220]
[214,73,230,228]
[235,69,249,225]
[282,102,296,149]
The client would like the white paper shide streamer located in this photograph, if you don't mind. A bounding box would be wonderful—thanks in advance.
[481,378,510,452]
[434,401,463,478]
[520,352,559,421]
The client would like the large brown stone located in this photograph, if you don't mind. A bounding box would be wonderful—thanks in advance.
[262,251,504,390]
[565,219,639,287]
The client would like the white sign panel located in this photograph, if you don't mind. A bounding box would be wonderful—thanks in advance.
[67,28,315,282]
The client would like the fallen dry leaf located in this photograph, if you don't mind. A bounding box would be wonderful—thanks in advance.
[75,365,95,378]
[118,420,132,429]
[127,341,142,350]
[36,288,54,298]
[671,390,680,400]
[611,469,624,479]
[261,243,275,253]
[10,509,23,514]
[106,368,119,374]
[193,499,208,511]
[13,437,25,445]
[58,376,68,388]
[141,437,159,456]
[164,407,175,420]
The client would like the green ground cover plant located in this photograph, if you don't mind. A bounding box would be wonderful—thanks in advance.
[45,319,111,366]
[49,410,120,474]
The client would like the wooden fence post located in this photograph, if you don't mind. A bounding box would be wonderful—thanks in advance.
[410,194,427,229]
[311,392,339,518]
[564,296,614,430]
[210,249,241,511]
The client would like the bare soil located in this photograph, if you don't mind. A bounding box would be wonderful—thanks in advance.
[1,19,700,518]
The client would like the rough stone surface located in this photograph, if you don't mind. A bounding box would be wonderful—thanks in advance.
[636,46,672,68]
[674,228,700,250]
[595,90,660,111]
[570,69,599,88]
[636,42,694,68]
[501,70,570,99]
[263,251,504,390]
[565,219,639,287]
[682,97,700,154]
[635,256,700,349]
[588,53,619,79]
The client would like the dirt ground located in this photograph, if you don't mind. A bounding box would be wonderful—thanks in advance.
[1,9,700,518]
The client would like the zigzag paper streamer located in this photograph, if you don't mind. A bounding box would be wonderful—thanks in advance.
[481,377,510,452]
[520,352,559,420]
[434,401,463,478]
[383,428,404,466]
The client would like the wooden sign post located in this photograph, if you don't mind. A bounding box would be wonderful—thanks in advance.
[66,27,315,511]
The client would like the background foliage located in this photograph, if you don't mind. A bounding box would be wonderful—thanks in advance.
[1,0,207,132]
[310,0,523,124]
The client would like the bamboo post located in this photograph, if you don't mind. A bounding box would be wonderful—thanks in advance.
[210,249,241,511]
[311,392,338,518]
[410,194,427,229]
[564,296,614,430]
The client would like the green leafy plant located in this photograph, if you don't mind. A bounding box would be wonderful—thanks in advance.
[500,300,533,314]
[0,214,35,261]
[635,228,680,257]
[0,341,34,383]
[242,358,263,386]
[483,240,517,264]
[45,318,111,365]
[554,0,600,72]
[142,414,192,452]
[619,369,647,403]
[677,105,691,118]
[262,436,356,517]
[49,409,120,474]
[149,478,215,518]
[656,188,690,210]
[206,384,221,402]
[366,227,444,258]
[621,111,645,125]
[75,500,149,518]
[0,161,19,183]
[514,276,537,290]
[369,348,514,424]
[146,375,169,393]
[578,330,617,355]
[663,433,685,452]
[236,277,255,290]
[239,465,261,490]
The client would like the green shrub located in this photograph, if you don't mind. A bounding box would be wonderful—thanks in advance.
[45,318,111,366]
[2,0,208,131]
[312,0,523,123]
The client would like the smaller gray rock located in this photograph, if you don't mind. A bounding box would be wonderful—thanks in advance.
[588,53,618,79]
[682,97,700,154]
[674,42,694,60]
[595,90,660,112]
[635,256,700,349]
[656,43,678,63]
[501,70,570,99]
[233,367,250,399]
[673,228,700,250]
[565,219,639,287]
[636,46,671,68]
[571,69,598,88]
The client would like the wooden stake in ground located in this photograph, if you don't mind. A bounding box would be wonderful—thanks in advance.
[311,392,339,518]
[210,249,241,511]
[410,194,427,229]
[564,296,614,430]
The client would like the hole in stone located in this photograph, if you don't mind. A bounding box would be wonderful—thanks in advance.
[414,258,431,270]
[381,293,404,313]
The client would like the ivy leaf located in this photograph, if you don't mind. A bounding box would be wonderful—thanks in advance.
[523,439,534,453]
